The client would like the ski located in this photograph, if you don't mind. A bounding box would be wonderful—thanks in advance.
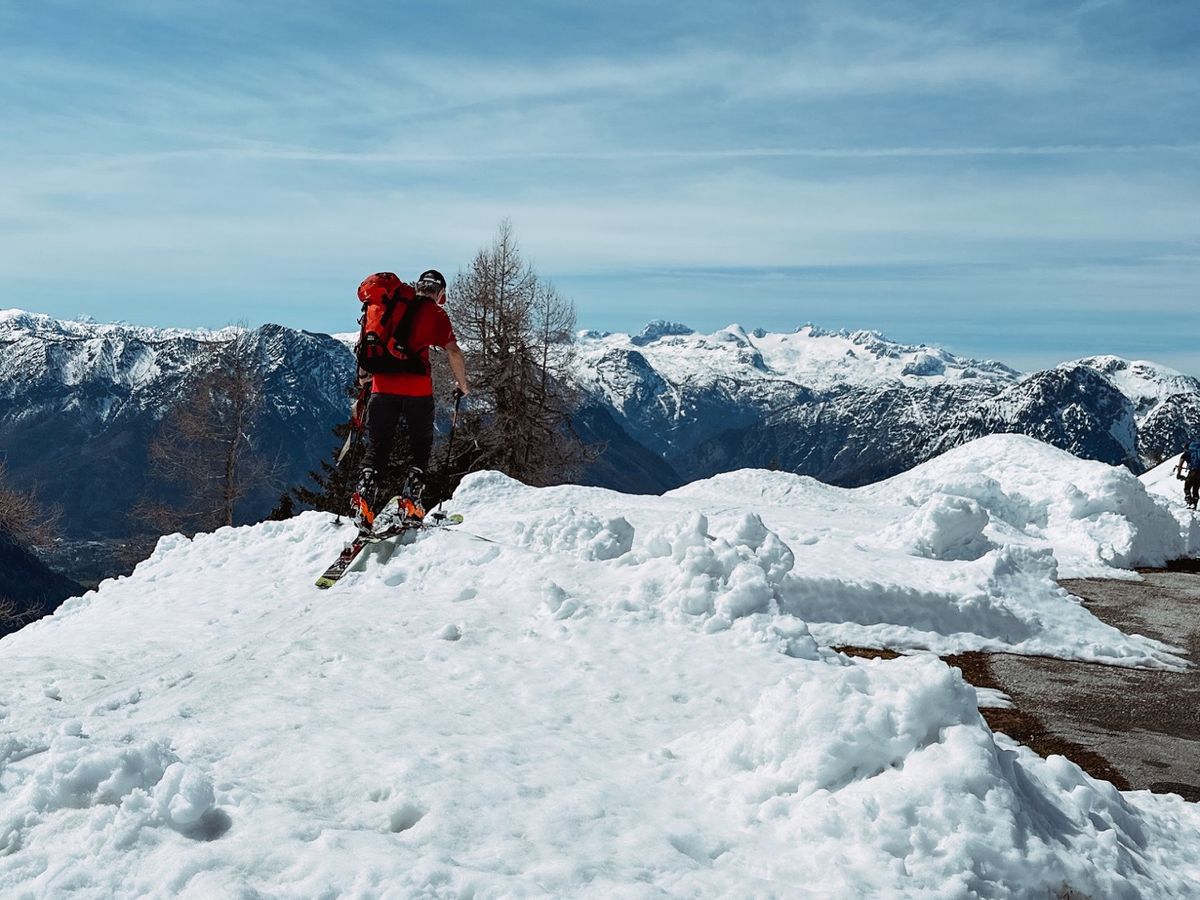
[314,527,406,589]
[315,512,464,589]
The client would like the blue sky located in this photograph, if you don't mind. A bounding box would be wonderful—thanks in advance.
[2,0,1198,373]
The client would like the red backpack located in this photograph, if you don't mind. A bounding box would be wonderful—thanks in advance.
[355,273,430,375]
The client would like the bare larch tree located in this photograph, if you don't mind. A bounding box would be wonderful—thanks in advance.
[446,219,592,488]
[137,332,273,537]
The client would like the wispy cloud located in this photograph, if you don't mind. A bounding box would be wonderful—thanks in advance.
[19,142,1200,174]
[1,0,1197,371]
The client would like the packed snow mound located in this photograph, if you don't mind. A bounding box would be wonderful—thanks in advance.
[663,437,1191,658]
[876,434,1191,573]
[2,437,1198,896]
[674,653,1197,897]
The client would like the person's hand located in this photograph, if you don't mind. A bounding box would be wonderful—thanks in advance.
[454,385,470,400]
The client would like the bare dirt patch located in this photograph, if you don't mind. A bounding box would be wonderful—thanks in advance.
[839,570,1200,801]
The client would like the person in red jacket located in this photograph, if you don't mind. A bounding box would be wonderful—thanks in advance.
[354,269,469,527]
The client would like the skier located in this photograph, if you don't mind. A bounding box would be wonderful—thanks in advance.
[1173,439,1200,511]
[352,269,470,529]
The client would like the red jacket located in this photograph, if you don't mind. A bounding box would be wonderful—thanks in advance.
[371,301,457,397]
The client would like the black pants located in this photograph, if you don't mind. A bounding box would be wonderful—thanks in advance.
[362,393,435,475]
[1186,470,1200,506]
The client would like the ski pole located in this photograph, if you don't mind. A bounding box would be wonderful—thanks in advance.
[337,382,371,465]
[432,388,464,520]
[445,387,464,463]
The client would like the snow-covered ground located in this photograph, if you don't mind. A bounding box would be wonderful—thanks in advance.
[2,435,1198,897]
[1143,452,1194,503]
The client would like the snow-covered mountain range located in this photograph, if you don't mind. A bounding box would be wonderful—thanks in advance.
[577,321,1200,487]
[2,436,1198,895]
[2,309,1199,551]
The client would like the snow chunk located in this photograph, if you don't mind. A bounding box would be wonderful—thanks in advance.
[875,493,994,561]
[541,581,584,620]
[676,656,978,800]
[0,735,220,856]
[516,510,634,560]
[635,513,813,647]
[154,762,216,828]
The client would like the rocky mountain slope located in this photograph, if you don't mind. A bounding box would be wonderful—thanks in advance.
[0,310,355,540]
[575,323,1200,488]
[0,529,82,637]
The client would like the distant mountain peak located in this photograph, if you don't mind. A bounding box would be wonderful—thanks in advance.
[0,308,247,343]
[630,320,695,346]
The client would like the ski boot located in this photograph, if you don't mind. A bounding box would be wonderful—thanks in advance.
[369,496,407,534]
[399,466,427,524]
[350,467,378,532]
[364,469,427,534]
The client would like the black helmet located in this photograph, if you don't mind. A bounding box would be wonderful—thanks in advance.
[417,269,446,290]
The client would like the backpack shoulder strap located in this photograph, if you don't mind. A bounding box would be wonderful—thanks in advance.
[389,294,429,350]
